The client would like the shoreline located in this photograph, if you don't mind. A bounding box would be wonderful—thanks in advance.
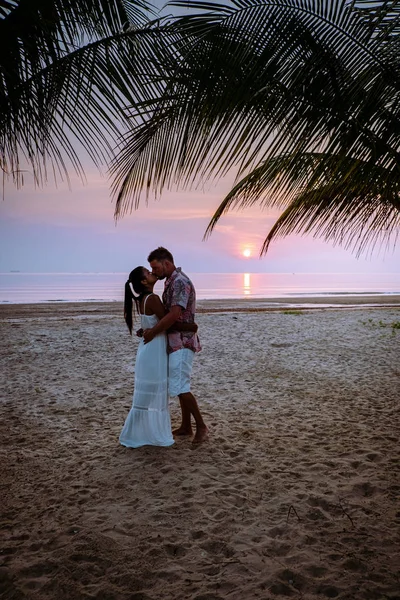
[1,294,400,320]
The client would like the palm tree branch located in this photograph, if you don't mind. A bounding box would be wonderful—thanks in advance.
[204,151,400,254]
[0,0,161,185]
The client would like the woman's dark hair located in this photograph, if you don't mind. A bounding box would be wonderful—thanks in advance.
[124,266,147,334]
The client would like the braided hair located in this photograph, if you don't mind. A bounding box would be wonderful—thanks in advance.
[124,266,148,334]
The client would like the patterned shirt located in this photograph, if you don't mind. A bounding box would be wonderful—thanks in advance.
[162,268,201,354]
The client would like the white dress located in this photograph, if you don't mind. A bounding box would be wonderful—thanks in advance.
[119,295,174,448]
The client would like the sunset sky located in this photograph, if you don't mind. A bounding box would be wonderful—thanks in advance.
[1,2,399,277]
[1,164,399,275]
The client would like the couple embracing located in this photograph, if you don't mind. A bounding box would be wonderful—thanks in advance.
[119,247,208,447]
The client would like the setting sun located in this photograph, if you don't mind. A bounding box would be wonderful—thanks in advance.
[243,248,252,258]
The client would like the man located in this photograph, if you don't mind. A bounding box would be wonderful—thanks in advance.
[143,247,208,444]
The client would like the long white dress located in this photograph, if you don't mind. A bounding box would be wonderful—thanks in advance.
[119,296,174,448]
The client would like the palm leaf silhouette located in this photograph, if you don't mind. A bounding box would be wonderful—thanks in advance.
[0,0,168,186]
[111,0,400,255]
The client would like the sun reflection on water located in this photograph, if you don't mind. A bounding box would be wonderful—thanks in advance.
[243,273,251,295]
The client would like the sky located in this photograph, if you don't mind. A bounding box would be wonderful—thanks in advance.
[1,0,399,277]
[1,163,399,275]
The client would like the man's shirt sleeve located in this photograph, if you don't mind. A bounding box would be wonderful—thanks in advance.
[171,278,189,310]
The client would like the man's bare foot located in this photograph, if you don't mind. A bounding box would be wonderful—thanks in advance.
[192,426,209,444]
[173,427,193,436]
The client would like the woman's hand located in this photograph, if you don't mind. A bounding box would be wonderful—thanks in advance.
[143,328,156,344]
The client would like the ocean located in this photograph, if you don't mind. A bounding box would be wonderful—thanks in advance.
[0,271,399,304]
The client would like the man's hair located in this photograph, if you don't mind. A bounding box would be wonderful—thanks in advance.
[147,247,174,263]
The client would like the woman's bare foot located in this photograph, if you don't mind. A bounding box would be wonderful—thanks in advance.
[192,426,209,444]
[173,427,193,436]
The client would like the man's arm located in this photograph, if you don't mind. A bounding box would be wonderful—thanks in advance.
[143,305,182,344]
[169,321,198,333]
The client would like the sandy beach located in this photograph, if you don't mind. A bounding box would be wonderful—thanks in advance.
[1,299,399,600]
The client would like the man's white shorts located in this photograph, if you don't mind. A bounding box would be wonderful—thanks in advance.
[168,348,194,397]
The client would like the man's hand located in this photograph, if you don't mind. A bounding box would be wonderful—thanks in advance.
[136,328,144,338]
[143,328,156,344]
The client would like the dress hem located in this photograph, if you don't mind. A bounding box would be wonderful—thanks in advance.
[119,440,174,448]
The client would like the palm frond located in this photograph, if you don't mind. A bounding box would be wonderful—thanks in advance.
[205,151,400,254]
[112,0,392,187]
[0,0,160,186]
[353,0,400,41]
[109,0,400,253]
[262,177,400,256]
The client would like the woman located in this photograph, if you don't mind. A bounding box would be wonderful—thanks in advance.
[119,266,197,448]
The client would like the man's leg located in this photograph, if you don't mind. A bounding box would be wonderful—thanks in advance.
[178,391,208,443]
[173,396,193,436]
[169,349,208,442]
[169,349,193,436]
